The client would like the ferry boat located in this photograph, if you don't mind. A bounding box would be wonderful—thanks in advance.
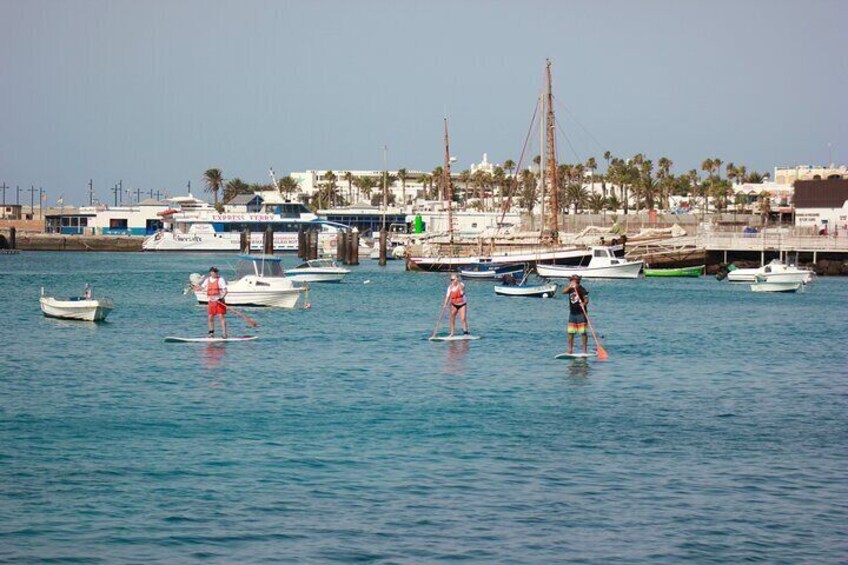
[142,195,351,252]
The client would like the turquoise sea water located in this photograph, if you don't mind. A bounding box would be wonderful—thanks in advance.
[1,252,846,563]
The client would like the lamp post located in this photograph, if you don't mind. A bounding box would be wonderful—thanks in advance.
[28,185,36,216]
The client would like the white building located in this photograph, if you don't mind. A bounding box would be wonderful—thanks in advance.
[44,199,170,235]
[290,170,428,207]
[773,165,848,185]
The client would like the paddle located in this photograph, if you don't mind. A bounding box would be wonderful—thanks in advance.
[219,301,259,328]
[431,299,448,339]
[577,296,608,361]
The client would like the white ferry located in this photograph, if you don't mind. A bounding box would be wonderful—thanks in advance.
[142,194,351,252]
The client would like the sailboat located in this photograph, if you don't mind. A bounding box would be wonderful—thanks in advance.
[406,61,591,272]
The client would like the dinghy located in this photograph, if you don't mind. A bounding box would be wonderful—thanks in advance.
[40,285,113,322]
[494,273,558,298]
[644,265,704,277]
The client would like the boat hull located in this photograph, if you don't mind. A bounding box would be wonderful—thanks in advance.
[40,297,113,321]
[536,260,644,279]
[408,247,591,272]
[750,281,802,293]
[285,267,349,283]
[644,265,704,277]
[494,283,558,297]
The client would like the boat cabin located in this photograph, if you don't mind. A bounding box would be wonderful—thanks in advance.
[235,255,286,279]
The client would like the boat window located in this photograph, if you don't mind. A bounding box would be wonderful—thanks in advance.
[235,261,257,278]
[593,248,605,257]
[259,261,285,277]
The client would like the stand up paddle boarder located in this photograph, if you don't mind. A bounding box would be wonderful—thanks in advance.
[194,267,228,338]
[563,274,589,354]
[443,274,469,337]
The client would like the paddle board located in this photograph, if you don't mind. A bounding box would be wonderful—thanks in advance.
[164,335,258,343]
[555,352,596,359]
[429,334,481,342]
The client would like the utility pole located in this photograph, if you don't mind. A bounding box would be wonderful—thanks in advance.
[16,185,21,206]
[112,184,119,207]
[1,182,6,208]
[118,180,123,205]
[134,188,142,203]
[187,180,191,194]
[155,190,161,200]
[29,185,36,216]
[39,187,44,219]
[147,189,153,199]
[88,179,94,206]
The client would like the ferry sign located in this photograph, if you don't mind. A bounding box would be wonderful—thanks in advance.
[212,214,276,221]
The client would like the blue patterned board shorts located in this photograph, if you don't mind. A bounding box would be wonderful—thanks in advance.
[567,312,587,334]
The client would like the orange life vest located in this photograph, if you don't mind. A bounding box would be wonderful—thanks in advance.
[449,283,465,306]
[207,277,222,299]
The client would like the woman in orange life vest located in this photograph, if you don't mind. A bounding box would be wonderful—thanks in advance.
[194,267,229,338]
[443,274,469,336]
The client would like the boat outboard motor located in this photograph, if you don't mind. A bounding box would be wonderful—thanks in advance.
[189,273,203,286]
[715,264,729,281]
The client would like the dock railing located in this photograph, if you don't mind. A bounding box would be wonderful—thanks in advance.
[699,231,848,252]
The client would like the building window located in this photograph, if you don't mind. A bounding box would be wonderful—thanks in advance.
[110,218,129,229]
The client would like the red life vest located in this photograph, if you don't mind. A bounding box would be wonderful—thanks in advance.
[449,283,465,306]
[207,277,222,299]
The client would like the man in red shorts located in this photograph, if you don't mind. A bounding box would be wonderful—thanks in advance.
[197,267,228,338]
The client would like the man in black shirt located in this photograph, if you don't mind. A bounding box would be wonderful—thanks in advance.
[563,274,589,354]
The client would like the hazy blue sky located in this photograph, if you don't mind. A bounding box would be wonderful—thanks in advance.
[1,0,846,205]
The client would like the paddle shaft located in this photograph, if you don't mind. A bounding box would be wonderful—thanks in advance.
[576,291,607,360]
[431,299,449,338]
[219,301,259,328]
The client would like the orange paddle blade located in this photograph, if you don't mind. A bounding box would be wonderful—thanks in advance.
[596,344,609,361]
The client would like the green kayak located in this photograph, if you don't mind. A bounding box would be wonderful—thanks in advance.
[644,265,704,278]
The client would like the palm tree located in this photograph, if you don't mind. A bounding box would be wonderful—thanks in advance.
[321,171,338,209]
[415,173,431,200]
[587,193,605,214]
[343,171,354,205]
[396,168,408,206]
[657,157,673,210]
[566,182,587,215]
[519,169,538,230]
[203,168,224,207]
[278,176,299,200]
[431,166,444,201]
[492,166,505,212]
[586,157,598,199]
[457,170,471,206]
[223,177,250,203]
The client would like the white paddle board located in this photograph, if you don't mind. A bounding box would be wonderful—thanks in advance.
[164,335,258,343]
[555,352,596,359]
[429,334,481,342]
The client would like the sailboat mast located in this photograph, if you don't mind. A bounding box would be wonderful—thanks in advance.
[538,93,545,229]
[546,59,559,238]
[443,118,454,246]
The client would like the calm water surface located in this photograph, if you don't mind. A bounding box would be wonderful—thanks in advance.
[1,252,846,563]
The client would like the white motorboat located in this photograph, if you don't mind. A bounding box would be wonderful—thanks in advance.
[727,259,815,284]
[40,285,113,321]
[536,247,643,279]
[286,259,350,283]
[192,255,305,308]
[749,277,802,293]
[494,275,558,298]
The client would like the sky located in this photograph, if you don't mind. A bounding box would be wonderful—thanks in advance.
[1,0,846,205]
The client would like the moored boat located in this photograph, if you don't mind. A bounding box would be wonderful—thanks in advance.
[192,255,305,308]
[40,285,113,321]
[727,259,814,284]
[536,247,643,279]
[644,265,704,278]
[494,277,558,298]
[460,262,525,280]
[286,258,350,283]
[749,277,802,293]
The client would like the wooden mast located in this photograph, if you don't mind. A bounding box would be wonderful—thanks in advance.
[545,59,559,240]
[443,117,454,247]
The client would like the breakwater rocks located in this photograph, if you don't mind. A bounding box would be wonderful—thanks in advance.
[13,233,143,252]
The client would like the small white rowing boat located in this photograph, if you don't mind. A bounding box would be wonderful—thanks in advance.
[749,278,802,293]
[40,285,113,321]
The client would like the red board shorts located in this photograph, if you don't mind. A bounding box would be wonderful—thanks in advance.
[208,300,227,316]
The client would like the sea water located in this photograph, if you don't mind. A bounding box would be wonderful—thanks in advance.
[1,252,846,563]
